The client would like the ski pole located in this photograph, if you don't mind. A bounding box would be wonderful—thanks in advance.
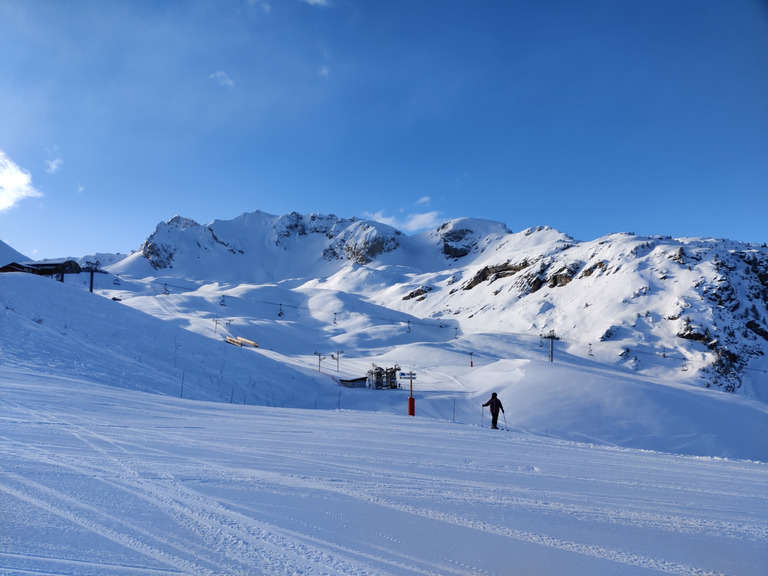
[503,411,509,431]
[481,405,484,428]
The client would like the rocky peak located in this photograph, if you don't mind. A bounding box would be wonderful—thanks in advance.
[323,220,402,265]
[140,216,202,269]
[434,218,511,260]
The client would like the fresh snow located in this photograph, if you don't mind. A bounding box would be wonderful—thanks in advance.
[2,211,768,575]
[3,370,766,576]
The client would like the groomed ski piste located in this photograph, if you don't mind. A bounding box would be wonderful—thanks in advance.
[1,267,767,575]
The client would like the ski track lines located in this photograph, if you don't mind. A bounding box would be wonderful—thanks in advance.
[253,446,766,576]
[1,382,767,575]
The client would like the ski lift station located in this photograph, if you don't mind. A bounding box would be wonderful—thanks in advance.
[366,364,401,390]
[0,259,82,281]
[0,259,108,292]
[339,364,402,389]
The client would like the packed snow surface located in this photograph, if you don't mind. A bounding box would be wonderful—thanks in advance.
[2,370,767,576]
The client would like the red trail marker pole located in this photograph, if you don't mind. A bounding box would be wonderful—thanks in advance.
[401,371,417,416]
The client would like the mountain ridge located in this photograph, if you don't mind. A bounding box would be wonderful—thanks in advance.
[5,210,767,400]
[101,210,768,399]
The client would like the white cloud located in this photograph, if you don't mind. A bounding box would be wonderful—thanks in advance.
[363,210,442,233]
[301,0,329,6]
[248,0,271,14]
[363,210,390,223]
[0,150,43,212]
[209,70,234,88]
[46,158,63,174]
[318,65,330,78]
[401,211,442,232]
[416,196,431,206]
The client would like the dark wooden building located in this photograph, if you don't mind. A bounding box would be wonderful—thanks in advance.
[0,259,82,282]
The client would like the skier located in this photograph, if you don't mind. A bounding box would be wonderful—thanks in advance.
[482,392,504,429]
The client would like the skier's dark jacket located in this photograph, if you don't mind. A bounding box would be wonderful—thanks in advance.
[482,396,504,415]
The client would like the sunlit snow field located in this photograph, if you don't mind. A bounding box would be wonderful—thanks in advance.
[3,370,767,576]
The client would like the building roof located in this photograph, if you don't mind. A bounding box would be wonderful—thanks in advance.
[0,259,82,275]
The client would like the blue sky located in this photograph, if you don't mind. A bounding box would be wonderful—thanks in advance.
[1,0,767,259]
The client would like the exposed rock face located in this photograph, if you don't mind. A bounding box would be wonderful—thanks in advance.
[435,219,511,259]
[323,221,402,265]
[463,261,532,290]
[274,212,345,242]
[140,216,201,269]
[403,285,433,301]
[441,227,475,258]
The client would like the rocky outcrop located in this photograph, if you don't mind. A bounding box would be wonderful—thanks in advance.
[323,221,402,265]
[463,260,532,290]
[140,216,200,269]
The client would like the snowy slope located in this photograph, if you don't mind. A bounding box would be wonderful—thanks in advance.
[0,238,28,266]
[2,222,768,575]
[2,360,767,575]
[0,274,336,406]
[1,266,766,462]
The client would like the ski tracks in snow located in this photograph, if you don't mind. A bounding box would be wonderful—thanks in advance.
[255,442,765,576]
[2,376,767,575]
[1,415,377,574]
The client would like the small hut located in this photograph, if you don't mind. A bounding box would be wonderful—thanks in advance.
[366,364,401,389]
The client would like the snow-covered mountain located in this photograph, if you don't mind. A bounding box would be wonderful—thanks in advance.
[109,210,768,398]
[4,209,768,459]
[3,211,767,575]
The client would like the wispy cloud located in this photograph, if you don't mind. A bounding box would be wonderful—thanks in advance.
[0,150,43,212]
[318,65,330,78]
[401,211,442,231]
[46,158,63,174]
[248,0,271,14]
[364,210,442,233]
[300,0,330,6]
[416,196,431,206]
[209,70,234,88]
